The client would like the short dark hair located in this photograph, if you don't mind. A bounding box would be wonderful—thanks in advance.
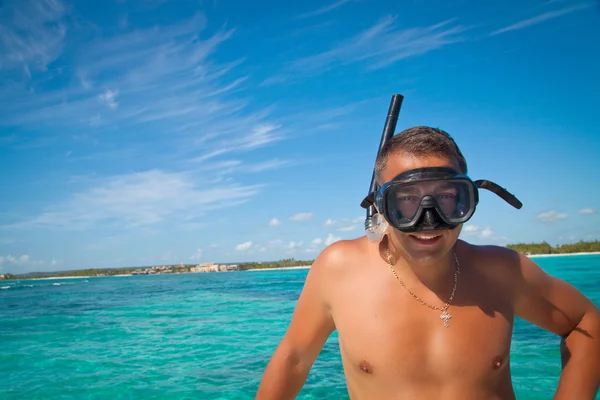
[374,126,467,184]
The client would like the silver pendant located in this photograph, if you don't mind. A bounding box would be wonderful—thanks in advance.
[440,310,451,328]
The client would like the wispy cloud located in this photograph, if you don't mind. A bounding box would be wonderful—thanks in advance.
[191,158,293,179]
[536,210,569,222]
[489,3,593,36]
[290,212,314,221]
[287,16,468,73]
[190,248,203,261]
[579,208,595,215]
[297,0,356,18]
[323,216,363,231]
[0,8,281,163]
[4,169,262,230]
[0,0,69,77]
[0,237,15,245]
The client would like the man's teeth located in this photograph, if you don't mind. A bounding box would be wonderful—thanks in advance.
[412,235,440,239]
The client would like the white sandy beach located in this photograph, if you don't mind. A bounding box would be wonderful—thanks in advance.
[527,252,600,258]
[246,265,311,272]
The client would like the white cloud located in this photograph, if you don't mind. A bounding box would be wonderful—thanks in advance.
[209,243,219,248]
[268,218,281,226]
[490,4,592,36]
[325,233,341,246]
[190,248,203,261]
[285,241,304,249]
[464,225,479,233]
[291,212,314,221]
[480,227,494,238]
[6,169,261,230]
[338,225,357,232]
[579,208,595,215]
[0,254,32,265]
[98,89,118,110]
[235,241,253,251]
[463,225,494,238]
[311,238,323,245]
[536,210,569,222]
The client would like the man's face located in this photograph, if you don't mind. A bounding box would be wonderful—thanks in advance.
[379,151,463,266]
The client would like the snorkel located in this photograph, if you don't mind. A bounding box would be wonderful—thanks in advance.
[362,94,523,240]
[364,94,404,241]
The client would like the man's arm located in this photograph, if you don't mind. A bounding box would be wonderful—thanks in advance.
[255,245,337,400]
[512,252,600,400]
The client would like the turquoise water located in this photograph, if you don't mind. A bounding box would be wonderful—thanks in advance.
[1,255,599,399]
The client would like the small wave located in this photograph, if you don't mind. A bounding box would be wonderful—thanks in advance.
[52,283,62,286]
[1,286,10,290]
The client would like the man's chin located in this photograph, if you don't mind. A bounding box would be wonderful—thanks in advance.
[398,231,454,264]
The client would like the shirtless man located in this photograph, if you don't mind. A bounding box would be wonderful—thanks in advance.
[255,126,600,400]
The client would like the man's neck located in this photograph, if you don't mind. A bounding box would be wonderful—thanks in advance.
[384,238,458,291]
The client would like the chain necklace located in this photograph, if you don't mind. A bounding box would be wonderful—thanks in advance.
[385,247,460,328]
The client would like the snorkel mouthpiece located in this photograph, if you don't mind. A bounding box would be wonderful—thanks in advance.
[365,213,388,241]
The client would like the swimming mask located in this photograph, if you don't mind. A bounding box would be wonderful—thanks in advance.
[360,167,522,233]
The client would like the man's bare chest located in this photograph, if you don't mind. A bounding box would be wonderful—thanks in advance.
[329,270,515,386]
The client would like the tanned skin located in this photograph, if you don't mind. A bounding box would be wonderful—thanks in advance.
[255,152,600,400]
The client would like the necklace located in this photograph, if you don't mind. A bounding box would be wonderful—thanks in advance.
[385,247,460,328]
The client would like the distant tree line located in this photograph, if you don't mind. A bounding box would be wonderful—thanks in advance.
[506,240,600,255]
[237,258,314,270]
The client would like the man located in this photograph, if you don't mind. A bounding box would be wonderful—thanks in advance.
[255,126,600,399]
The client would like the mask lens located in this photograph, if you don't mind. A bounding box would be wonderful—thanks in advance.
[384,179,474,225]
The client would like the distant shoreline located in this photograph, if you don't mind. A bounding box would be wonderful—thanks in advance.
[526,252,600,258]
[245,265,311,272]
[26,274,132,281]
[7,252,600,281]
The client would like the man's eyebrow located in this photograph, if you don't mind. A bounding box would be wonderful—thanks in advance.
[395,185,419,193]
[438,183,457,190]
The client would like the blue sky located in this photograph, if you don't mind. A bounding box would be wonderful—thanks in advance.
[1,0,599,273]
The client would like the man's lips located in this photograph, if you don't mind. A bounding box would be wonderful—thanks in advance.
[408,232,444,244]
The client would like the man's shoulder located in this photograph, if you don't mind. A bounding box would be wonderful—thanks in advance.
[459,240,524,273]
[311,235,373,274]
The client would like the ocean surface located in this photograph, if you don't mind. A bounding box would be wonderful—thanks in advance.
[1,255,599,400]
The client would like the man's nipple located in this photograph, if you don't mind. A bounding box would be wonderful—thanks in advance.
[359,360,373,374]
[492,356,503,370]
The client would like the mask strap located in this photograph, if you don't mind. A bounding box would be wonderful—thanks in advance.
[475,180,523,209]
